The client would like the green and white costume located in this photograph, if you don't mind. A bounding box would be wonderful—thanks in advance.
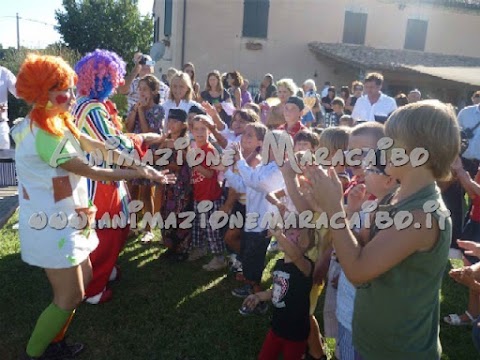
[11,117,98,269]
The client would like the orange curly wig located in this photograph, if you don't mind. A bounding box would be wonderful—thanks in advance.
[16,54,80,138]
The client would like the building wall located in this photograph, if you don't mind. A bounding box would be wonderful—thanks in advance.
[152,0,480,92]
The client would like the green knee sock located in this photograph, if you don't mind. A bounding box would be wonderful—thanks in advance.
[26,303,73,357]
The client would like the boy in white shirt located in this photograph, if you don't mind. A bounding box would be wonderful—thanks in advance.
[224,128,285,314]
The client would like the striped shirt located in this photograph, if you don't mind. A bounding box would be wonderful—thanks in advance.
[72,97,135,215]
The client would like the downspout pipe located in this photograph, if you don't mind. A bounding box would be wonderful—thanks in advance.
[181,0,187,66]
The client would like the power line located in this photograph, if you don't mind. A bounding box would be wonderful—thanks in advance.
[0,14,57,49]
[0,15,55,27]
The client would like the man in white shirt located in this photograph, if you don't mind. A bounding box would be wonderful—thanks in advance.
[458,104,480,161]
[0,66,17,149]
[118,53,169,111]
[351,72,397,122]
[321,81,331,98]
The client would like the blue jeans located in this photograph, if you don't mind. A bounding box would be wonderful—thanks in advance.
[338,323,363,360]
[473,316,480,353]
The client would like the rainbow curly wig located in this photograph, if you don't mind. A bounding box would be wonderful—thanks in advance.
[16,54,79,138]
[75,49,126,101]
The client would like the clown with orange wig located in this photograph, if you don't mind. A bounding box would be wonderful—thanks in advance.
[13,54,174,360]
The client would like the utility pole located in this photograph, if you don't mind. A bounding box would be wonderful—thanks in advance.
[16,13,20,50]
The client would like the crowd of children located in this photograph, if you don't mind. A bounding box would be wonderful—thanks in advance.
[12,50,480,360]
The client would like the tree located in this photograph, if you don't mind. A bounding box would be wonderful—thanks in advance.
[55,0,153,66]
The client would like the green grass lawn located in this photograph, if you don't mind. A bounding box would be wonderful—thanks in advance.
[0,211,478,360]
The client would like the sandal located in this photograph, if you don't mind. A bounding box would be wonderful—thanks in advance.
[443,311,475,325]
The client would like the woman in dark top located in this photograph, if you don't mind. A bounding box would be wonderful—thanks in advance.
[200,70,232,125]
[321,86,336,114]
[227,70,244,110]
[262,73,278,99]
[340,86,351,115]
[345,81,363,114]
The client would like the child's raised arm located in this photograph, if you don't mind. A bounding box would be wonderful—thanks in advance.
[224,168,247,193]
[273,229,312,277]
[281,160,311,213]
[266,190,288,216]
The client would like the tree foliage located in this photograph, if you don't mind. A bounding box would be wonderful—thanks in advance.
[55,0,153,65]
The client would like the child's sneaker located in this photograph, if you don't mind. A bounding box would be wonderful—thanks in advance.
[187,248,207,262]
[229,255,243,273]
[239,301,269,316]
[202,256,227,271]
[231,284,253,298]
[139,231,155,244]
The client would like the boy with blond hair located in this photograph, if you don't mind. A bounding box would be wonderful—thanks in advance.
[304,100,459,359]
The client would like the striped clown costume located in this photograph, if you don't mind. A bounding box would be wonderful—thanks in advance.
[73,50,142,304]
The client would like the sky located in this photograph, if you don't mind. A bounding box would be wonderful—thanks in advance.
[0,0,154,49]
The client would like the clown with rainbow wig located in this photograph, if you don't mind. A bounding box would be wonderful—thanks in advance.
[72,49,164,304]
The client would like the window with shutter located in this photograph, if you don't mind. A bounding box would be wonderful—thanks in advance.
[404,19,428,51]
[342,11,368,45]
[242,0,270,38]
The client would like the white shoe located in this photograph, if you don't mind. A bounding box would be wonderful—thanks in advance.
[202,256,227,271]
[84,288,113,304]
[139,231,155,244]
[108,266,119,281]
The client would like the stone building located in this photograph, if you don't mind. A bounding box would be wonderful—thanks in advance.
[150,0,480,103]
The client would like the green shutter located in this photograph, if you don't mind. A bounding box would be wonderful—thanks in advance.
[242,0,269,38]
[404,19,428,51]
[164,0,173,37]
[256,0,269,38]
[343,11,367,45]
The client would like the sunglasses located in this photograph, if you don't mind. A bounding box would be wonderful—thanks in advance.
[354,87,364,91]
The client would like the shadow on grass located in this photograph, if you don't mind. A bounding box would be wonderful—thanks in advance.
[0,213,477,360]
